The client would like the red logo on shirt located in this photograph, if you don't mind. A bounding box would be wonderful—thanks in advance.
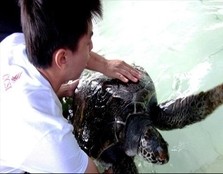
[2,74,11,91]
[2,72,23,91]
[11,72,22,82]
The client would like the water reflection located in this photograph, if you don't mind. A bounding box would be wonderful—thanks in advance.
[93,0,223,173]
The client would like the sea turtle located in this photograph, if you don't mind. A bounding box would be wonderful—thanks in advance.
[63,65,223,173]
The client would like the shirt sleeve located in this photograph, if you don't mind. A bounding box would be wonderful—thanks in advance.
[20,128,89,173]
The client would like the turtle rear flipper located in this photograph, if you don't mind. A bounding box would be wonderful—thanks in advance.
[153,83,223,130]
[99,143,138,174]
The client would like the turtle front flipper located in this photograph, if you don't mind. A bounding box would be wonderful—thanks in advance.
[153,83,223,130]
[98,143,138,174]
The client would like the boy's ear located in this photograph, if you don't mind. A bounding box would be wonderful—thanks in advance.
[54,49,67,69]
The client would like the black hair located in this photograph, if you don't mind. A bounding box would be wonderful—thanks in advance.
[0,0,22,41]
[19,0,102,68]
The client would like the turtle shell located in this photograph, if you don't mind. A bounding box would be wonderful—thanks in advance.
[72,65,158,159]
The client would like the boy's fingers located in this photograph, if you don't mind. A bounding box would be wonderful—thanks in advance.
[68,79,79,90]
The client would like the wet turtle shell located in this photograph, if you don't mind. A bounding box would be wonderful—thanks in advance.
[64,65,223,173]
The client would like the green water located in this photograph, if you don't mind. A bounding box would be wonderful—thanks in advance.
[93,0,223,173]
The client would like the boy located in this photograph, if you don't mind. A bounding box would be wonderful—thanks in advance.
[0,0,140,173]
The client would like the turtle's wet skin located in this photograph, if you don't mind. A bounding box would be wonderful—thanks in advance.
[63,65,223,174]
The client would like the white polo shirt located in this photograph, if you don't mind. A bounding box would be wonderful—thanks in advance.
[0,33,88,173]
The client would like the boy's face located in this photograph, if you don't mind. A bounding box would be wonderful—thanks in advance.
[65,21,93,80]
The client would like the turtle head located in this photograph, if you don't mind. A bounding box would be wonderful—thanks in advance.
[139,126,169,164]
[124,113,169,165]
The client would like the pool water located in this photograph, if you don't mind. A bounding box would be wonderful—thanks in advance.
[92,0,223,173]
